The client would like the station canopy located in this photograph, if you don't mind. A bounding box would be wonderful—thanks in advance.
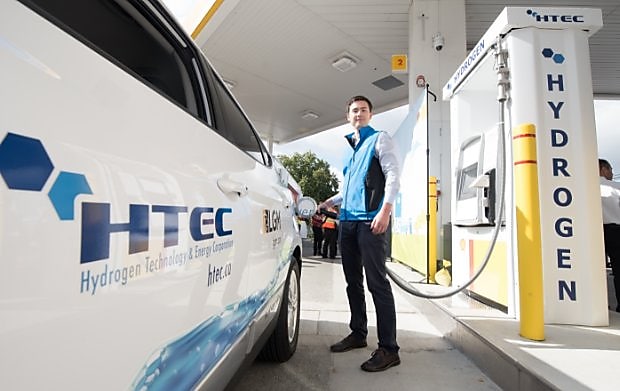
[183,0,620,144]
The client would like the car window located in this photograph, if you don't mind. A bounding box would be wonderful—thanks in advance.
[22,0,202,118]
[209,76,271,166]
[23,0,271,166]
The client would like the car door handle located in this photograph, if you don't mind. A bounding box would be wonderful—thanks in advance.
[217,177,248,197]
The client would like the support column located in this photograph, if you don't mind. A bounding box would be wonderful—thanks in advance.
[408,0,466,260]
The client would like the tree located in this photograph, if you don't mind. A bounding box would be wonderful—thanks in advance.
[277,151,339,203]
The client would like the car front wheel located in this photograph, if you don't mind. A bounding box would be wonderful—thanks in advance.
[258,259,301,362]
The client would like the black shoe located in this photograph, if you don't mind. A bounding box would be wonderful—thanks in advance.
[360,348,400,372]
[330,334,367,353]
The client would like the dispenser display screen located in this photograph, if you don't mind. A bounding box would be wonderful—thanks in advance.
[457,163,478,201]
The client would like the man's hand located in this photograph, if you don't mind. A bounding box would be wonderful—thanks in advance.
[370,203,392,234]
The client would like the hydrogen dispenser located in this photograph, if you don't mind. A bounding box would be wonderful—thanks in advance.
[443,7,608,326]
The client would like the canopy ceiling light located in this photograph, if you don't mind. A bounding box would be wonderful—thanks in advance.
[331,52,359,72]
[301,110,319,120]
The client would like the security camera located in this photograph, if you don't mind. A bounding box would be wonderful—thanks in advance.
[432,33,445,51]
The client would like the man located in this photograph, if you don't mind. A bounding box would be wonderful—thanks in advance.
[318,95,400,372]
[599,159,620,312]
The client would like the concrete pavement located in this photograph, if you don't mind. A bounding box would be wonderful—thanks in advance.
[227,246,500,391]
[228,239,620,390]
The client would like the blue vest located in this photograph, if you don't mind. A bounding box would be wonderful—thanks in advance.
[341,126,386,221]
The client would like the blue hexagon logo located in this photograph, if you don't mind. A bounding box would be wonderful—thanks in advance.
[48,171,93,220]
[542,48,554,58]
[541,48,566,65]
[0,132,54,191]
[552,53,565,64]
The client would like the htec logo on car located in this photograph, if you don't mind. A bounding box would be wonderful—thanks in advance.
[81,203,233,263]
[0,132,234,264]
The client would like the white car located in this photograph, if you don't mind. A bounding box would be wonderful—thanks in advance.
[0,1,313,389]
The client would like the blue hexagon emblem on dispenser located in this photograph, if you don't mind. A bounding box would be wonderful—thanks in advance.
[542,48,554,58]
[552,53,565,64]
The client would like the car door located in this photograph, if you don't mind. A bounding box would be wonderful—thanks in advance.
[205,68,298,308]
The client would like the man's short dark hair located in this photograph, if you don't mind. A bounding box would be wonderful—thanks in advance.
[599,158,611,170]
[346,95,373,113]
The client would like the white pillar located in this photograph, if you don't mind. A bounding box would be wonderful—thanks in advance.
[508,24,607,326]
[409,0,466,259]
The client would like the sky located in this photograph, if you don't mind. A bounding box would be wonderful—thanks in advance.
[274,100,620,183]
[594,100,620,179]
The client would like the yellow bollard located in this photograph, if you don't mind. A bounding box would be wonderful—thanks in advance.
[428,176,438,283]
[512,124,545,341]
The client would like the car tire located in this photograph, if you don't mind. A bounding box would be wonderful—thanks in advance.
[258,259,301,362]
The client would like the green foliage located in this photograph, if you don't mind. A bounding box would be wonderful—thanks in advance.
[277,151,339,202]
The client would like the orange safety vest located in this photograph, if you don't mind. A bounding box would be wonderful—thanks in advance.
[322,217,336,230]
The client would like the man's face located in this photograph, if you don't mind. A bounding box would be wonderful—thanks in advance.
[346,100,372,129]
[602,164,613,180]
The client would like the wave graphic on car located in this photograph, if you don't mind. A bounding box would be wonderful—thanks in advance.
[132,255,291,390]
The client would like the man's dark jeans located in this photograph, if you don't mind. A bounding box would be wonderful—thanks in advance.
[339,220,399,353]
[312,226,323,256]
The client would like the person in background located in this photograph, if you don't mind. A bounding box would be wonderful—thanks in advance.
[321,207,338,259]
[599,158,620,312]
[311,211,325,256]
[318,95,400,372]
